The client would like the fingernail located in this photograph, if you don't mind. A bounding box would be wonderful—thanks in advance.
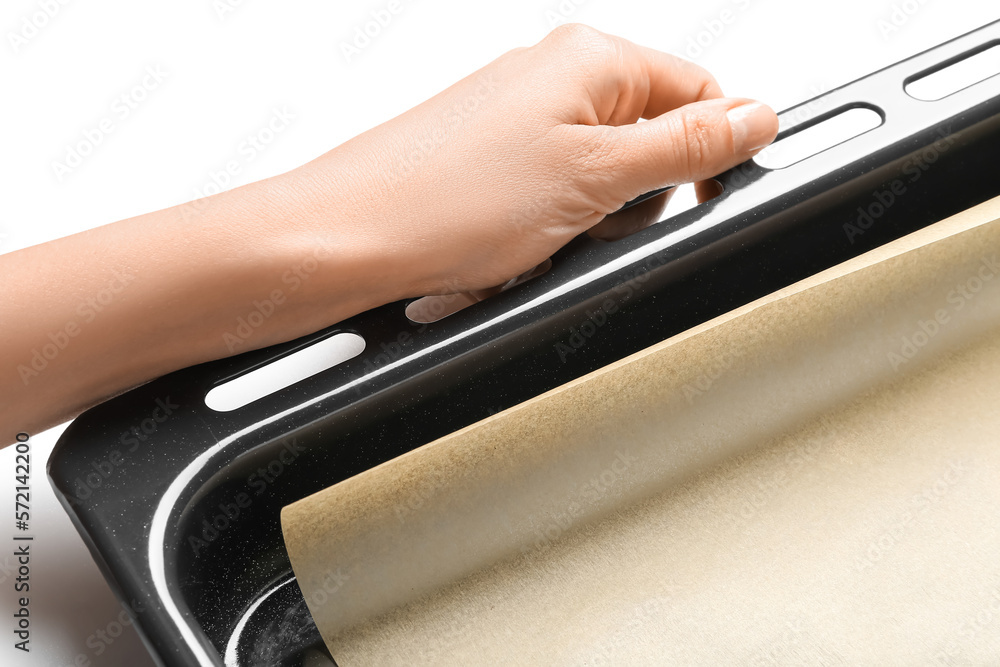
[727,102,777,153]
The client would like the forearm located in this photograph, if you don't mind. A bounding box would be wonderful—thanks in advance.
[1,168,397,445]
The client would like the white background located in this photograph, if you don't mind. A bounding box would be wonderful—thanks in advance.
[1,0,997,664]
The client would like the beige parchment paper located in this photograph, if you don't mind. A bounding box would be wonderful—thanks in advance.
[283,195,1000,666]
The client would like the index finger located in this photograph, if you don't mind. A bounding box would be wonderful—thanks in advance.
[623,38,725,118]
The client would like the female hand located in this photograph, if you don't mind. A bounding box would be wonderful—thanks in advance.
[294,22,778,299]
[0,24,777,443]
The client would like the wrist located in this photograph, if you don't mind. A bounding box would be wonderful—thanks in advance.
[278,150,431,302]
[234,166,409,331]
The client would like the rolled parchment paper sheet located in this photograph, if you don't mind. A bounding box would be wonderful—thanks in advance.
[283,195,1000,665]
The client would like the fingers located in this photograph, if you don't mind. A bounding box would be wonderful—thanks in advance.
[588,189,673,241]
[695,178,724,204]
[627,41,725,118]
[407,259,554,325]
[595,98,778,196]
[536,24,724,126]
[535,25,775,204]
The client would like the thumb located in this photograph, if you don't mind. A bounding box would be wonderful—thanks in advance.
[602,98,778,197]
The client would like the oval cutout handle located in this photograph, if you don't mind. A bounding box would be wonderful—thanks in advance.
[205,332,365,412]
[754,106,884,170]
[905,42,1000,101]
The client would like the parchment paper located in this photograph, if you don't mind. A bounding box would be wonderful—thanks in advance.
[282,195,1000,665]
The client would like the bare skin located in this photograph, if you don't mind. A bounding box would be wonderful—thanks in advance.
[0,24,778,445]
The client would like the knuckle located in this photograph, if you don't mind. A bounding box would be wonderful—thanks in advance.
[547,22,601,44]
[666,112,717,178]
[545,23,615,58]
[685,63,723,100]
[698,72,723,100]
[665,55,723,101]
[573,127,637,212]
[539,25,627,95]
